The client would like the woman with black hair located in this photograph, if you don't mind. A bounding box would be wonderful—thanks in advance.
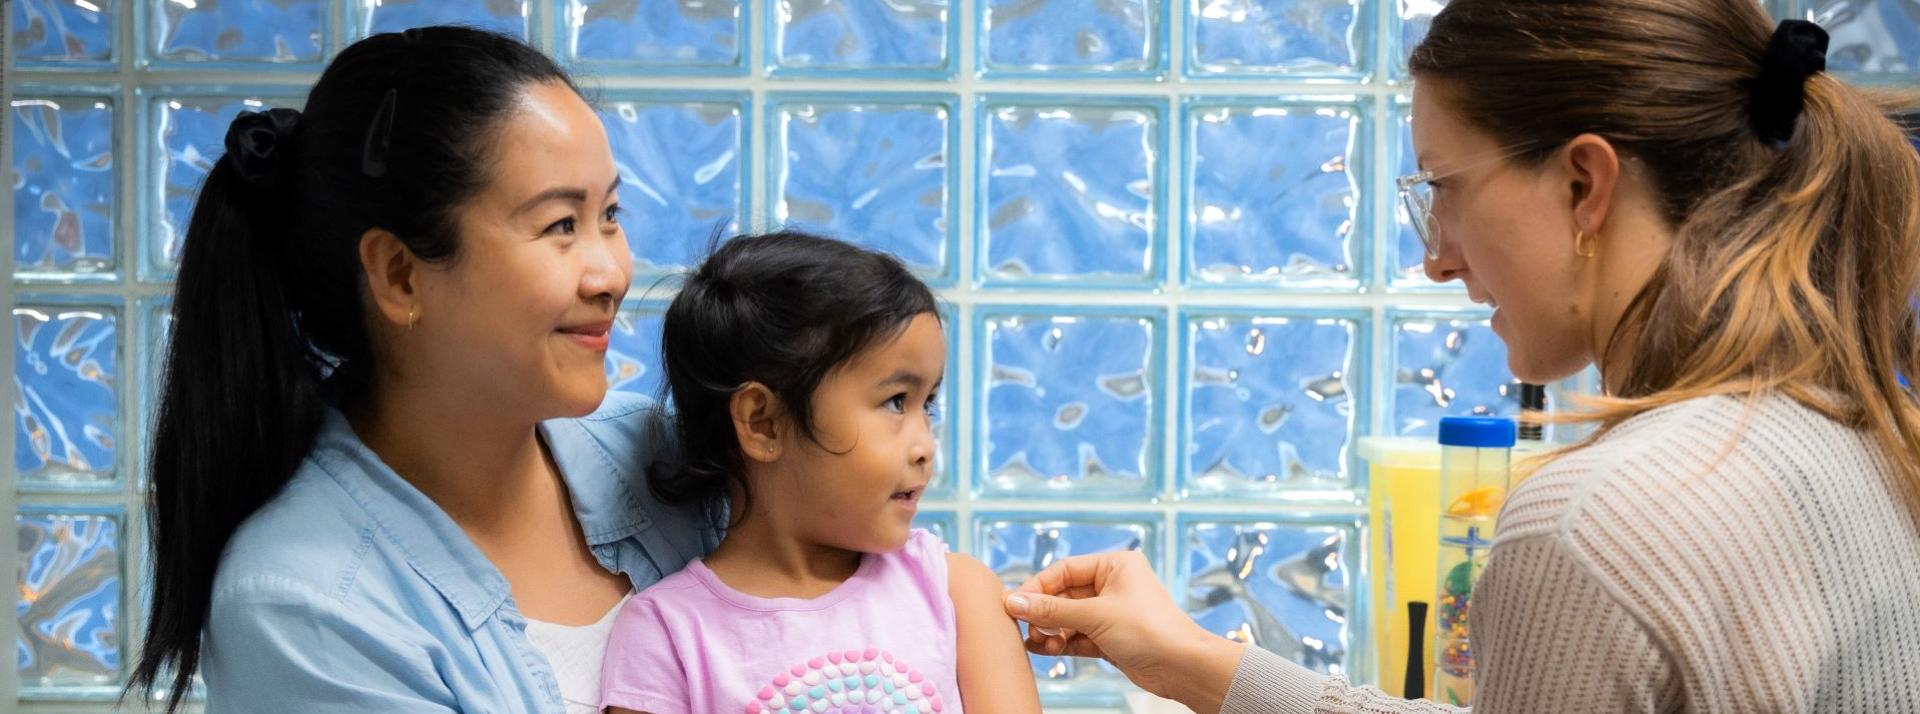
[129,27,715,713]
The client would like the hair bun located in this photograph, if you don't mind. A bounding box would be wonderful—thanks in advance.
[223,108,302,186]
[1750,19,1829,146]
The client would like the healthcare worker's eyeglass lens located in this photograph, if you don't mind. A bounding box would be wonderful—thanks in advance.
[1397,142,1554,260]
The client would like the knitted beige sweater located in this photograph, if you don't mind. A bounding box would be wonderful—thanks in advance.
[1225,394,1920,713]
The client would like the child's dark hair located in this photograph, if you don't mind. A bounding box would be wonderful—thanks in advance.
[651,231,940,520]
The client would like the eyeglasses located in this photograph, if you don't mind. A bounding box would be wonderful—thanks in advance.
[1397,141,1555,260]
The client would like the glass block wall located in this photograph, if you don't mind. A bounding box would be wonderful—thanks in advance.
[5,0,1910,710]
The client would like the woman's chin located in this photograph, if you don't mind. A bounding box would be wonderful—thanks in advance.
[1507,352,1590,387]
[553,377,612,418]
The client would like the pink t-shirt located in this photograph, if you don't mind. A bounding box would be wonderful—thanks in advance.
[599,529,962,714]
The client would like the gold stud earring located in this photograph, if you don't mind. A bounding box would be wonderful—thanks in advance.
[1574,229,1598,258]
[407,308,417,332]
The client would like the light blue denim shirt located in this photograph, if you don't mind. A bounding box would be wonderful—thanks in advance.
[200,392,718,713]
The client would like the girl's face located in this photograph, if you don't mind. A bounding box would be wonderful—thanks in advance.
[408,82,632,419]
[762,313,945,554]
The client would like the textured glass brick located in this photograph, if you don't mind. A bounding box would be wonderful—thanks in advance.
[17,508,124,691]
[772,0,950,74]
[1186,100,1362,288]
[1183,312,1362,496]
[563,0,743,69]
[980,0,1161,75]
[151,0,327,65]
[10,0,117,65]
[771,97,954,280]
[14,301,121,488]
[12,95,117,279]
[1188,0,1363,76]
[979,100,1164,286]
[977,310,1160,498]
[1390,310,1520,437]
[599,96,747,274]
[1180,517,1359,677]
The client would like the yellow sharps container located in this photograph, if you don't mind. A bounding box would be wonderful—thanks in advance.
[1360,437,1441,700]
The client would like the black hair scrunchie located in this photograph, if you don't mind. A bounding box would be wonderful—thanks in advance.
[1750,19,1830,146]
[223,108,302,186]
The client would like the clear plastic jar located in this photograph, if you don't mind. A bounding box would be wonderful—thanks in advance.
[1431,416,1515,707]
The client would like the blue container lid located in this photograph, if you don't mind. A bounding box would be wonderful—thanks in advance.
[1438,416,1518,448]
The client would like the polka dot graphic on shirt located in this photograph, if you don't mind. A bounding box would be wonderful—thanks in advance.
[745,648,945,714]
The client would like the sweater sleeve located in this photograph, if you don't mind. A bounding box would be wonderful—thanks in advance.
[1221,533,1674,714]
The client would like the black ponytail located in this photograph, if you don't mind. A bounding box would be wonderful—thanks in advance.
[129,27,576,711]
[135,144,327,711]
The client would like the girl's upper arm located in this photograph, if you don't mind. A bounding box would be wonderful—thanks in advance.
[946,551,1043,713]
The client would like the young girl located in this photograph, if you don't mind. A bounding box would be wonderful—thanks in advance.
[600,232,1042,714]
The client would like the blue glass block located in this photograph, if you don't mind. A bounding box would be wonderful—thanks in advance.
[1813,0,1920,75]
[356,0,529,40]
[147,93,303,279]
[1388,102,1439,288]
[137,299,174,492]
[1185,101,1362,289]
[928,303,959,497]
[1391,0,1447,78]
[14,301,121,488]
[912,511,959,547]
[17,507,123,691]
[980,0,1162,75]
[1390,310,1520,437]
[770,97,955,282]
[978,100,1165,286]
[976,310,1161,498]
[562,0,743,70]
[600,96,746,275]
[607,303,668,402]
[975,515,1157,598]
[12,95,117,280]
[150,0,327,65]
[772,0,951,74]
[9,0,116,65]
[975,514,1156,704]
[1182,312,1362,497]
[1187,0,1364,76]
[1180,518,1359,677]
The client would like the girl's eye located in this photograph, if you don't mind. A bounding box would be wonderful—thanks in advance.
[924,393,939,417]
[604,204,623,223]
[544,216,577,236]
[886,394,908,414]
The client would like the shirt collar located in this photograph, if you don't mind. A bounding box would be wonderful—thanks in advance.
[538,413,654,546]
[306,405,658,631]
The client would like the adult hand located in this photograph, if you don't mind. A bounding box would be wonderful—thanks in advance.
[1002,551,1245,713]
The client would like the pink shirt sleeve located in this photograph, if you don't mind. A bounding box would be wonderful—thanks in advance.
[598,594,692,713]
[899,529,956,640]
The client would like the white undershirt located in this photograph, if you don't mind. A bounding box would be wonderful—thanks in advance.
[524,594,631,714]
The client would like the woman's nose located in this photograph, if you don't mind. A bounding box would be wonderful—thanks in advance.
[1423,239,1466,284]
[580,237,628,302]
